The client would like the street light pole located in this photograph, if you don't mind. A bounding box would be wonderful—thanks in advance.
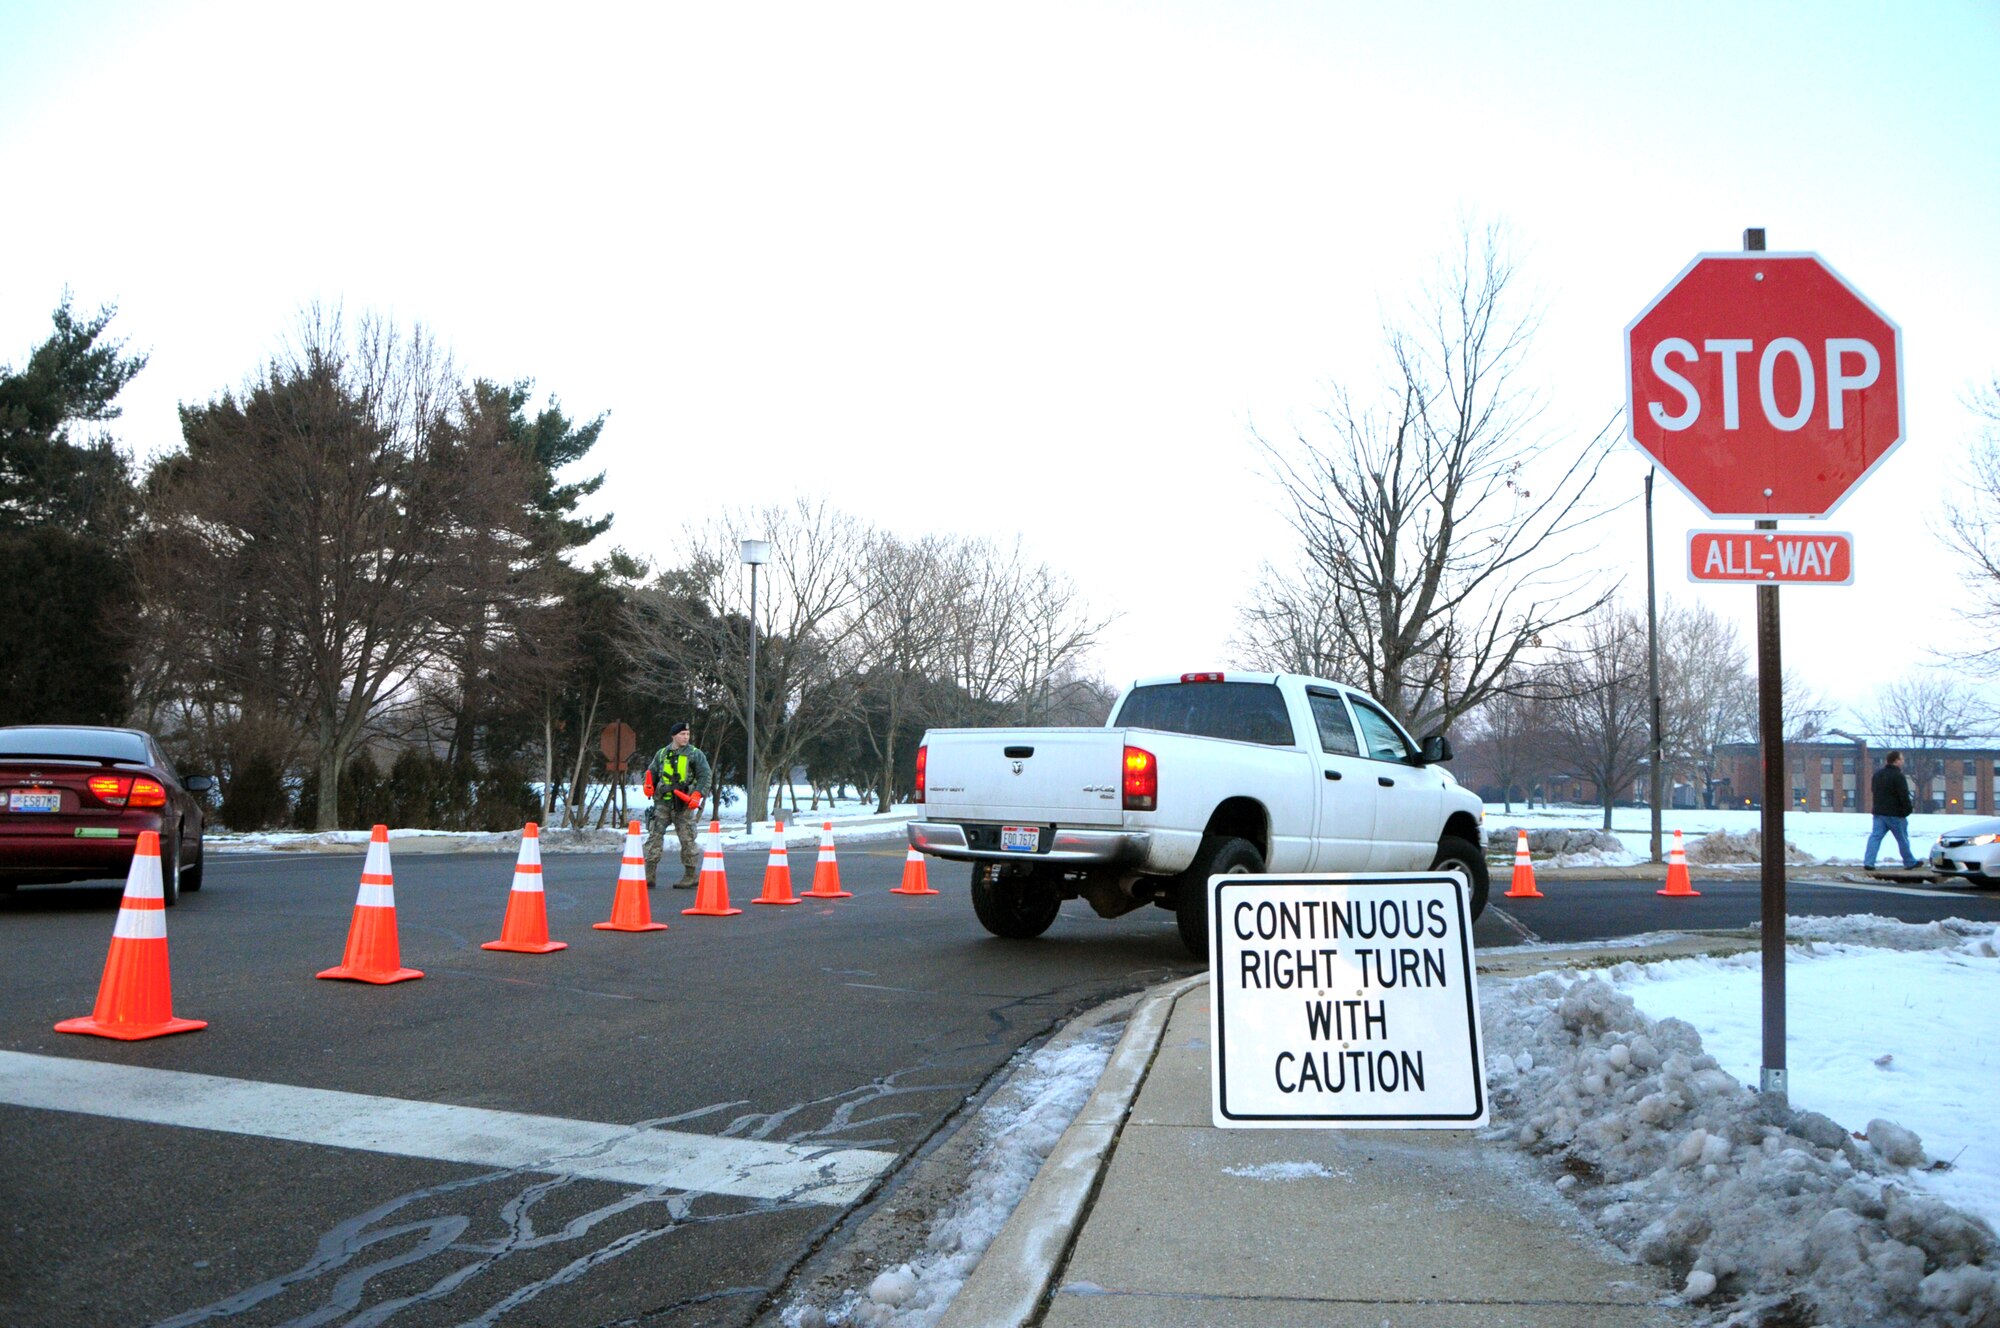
[740,538,771,835]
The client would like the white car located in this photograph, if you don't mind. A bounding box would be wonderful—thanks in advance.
[1927,817,2000,886]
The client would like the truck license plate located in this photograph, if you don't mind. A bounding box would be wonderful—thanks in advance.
[1000,825,1040,853]
[8,791,60,813]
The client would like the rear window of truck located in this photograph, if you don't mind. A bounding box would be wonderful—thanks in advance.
[1111,682,1297,747]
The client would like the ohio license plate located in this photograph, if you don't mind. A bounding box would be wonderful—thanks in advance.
[1000,825,1040,853]
[8,791,60,813]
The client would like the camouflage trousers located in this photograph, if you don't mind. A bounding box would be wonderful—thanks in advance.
[644,801,702,885]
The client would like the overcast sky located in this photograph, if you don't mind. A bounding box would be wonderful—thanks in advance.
[3,1,1996,724]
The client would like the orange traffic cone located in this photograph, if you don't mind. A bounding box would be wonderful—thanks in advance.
[596,820,669,932]
[802,820,852,899]
[56,831,207,1040]
[482,823,568,953]
[318,825,424,983]
[754,820,800,905]
[1504,830,1544,899]
[891,845,938,896]
[683,820,743,916]
[1658,828,1701,897]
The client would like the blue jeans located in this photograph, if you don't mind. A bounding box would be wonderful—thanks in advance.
[1864,815,1919,869]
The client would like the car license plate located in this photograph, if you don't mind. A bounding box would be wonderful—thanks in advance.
[8,790,60,813]
[1001,825,1040,853]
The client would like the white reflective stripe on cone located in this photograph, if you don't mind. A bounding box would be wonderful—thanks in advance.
[111,908,168,941]
[511,876,545,894]
[356,885,396,908]
[124,860,165,900]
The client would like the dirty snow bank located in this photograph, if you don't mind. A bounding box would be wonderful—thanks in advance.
[785,1023,1122,1328]
[1481,918,2000,1326]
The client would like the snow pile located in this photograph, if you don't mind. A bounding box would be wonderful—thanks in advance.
[786,1023,1123,1328]
[1481,921,2000,1327]
[1685,830,1812,866]
[1483,804,1977,869]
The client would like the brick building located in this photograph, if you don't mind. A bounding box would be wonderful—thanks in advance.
[1711,737,2000,814]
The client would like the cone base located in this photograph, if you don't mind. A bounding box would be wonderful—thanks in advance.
[593,919,670,932]
[480,939,569,953]
[681,905,744,916]
[1657,887,1702,897]
[753,895,801,905]
[55,1014,206,1040]
[801,888,852,899]
[317,965,425,983]
[1503,886,1544,899]
[890,884,939,895]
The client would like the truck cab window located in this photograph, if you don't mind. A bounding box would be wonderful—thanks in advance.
[1306,692,1360,756]
[1112,682,1297,747]
[1348,698,1414,763]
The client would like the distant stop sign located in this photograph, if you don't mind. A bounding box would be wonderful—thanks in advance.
[1625,254,1902,518]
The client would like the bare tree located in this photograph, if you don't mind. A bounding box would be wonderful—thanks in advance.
[622,497,869,825]
[1465,669,1557,811]
[851,532,972,811]
[1657,598,1755,807]
[1937,378,2000,662]
[1862,672,1996,811]
[1256,222,1620,738]
[147,309,530,828]
[1229,559,1367,683]
[1003,561,1116,725]
[1543,604,1651,830]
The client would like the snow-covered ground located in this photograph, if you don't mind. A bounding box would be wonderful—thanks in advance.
[1483,915,2000,1326]
[1485,803,1980,869]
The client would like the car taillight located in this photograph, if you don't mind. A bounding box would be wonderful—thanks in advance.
[1122,745,1157,810]
[128,778,168,808]
[89,776,131,807]
[913,745,927,804]
[1180,672,1225,683]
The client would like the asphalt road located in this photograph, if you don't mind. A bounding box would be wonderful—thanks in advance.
[3,850,1994,1328]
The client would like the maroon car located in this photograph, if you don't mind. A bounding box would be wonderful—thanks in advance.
[0,726,213,905]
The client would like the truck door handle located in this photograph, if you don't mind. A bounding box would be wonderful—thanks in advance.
[1323,769,1342,781]
[1378,776,1395,787]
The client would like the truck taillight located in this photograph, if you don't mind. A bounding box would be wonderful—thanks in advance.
[1122,745,1156,810]
[128,778,169,808]
[89,776,130,807]
[913,744,927,803]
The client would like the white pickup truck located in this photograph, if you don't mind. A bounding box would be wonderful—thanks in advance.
[908,671,1487,958]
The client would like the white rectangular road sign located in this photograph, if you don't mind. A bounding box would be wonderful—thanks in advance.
[1209,873,1487,1129]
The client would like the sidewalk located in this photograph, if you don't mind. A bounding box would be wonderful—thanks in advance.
[943,950,1704,1327]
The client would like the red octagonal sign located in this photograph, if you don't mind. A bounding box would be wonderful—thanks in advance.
[1626,253,1902,518]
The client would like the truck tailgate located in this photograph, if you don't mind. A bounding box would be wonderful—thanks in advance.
[921,728,1127,826]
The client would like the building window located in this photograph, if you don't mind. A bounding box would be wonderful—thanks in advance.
[1843,756,1855,774]
[1821,757,1833,774]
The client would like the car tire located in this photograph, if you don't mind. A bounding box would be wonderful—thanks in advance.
[969,863,1062,940]
[1176,835,1265,962]
[180,827,204,893]
[159,830,182,907]
[1430,834,1489,922]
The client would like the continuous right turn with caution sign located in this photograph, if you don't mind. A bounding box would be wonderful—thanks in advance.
[1209,873,1487,1129]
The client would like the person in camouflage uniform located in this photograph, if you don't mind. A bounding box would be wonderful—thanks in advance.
[644,722,714,888]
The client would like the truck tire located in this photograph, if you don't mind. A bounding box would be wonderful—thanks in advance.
[1176,836,1264,962]
[970,863,1062,940]
[1430,834,1489,922]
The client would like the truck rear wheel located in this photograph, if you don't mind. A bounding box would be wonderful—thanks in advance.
[970,863,1063,939]
[1430,834,1489,922]
[1176,835,1264,962]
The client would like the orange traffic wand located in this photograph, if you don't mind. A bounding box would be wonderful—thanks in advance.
[754,820,800,905]
[56,831,206,1040]
[802,821,852,899]
[683,820,743,916]
[318,825,424,983]
[596,820,669,932]
[1503,830,1544,899]
[482,823,568,953]
[1658,828,1701,897]
[891,845,937,895]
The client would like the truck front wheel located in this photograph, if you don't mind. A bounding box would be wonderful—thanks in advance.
[1176,836,1264,962]
[1430,834,1490,922]
[970,864,1063,940]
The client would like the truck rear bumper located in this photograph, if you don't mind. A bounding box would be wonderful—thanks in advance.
[908,821,1151,867]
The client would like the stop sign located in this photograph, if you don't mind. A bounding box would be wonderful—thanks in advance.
[1625,254,1902,518]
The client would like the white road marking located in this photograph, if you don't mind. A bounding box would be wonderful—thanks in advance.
[1793,877,1985,900]
[0,1051,894,1204]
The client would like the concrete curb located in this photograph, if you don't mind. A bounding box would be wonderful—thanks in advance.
[936,973,1208,1328]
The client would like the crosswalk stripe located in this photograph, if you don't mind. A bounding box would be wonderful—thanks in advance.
[0,1051,894,1205]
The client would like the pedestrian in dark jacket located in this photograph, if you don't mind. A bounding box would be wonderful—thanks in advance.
[1864,750,1921,871]
[643,723,715,888]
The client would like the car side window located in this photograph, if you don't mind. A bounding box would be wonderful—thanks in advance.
[1307,692,1360,757]
[1349,698,1414,763]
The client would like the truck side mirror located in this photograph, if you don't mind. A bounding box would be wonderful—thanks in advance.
[1419,734,1453,765]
